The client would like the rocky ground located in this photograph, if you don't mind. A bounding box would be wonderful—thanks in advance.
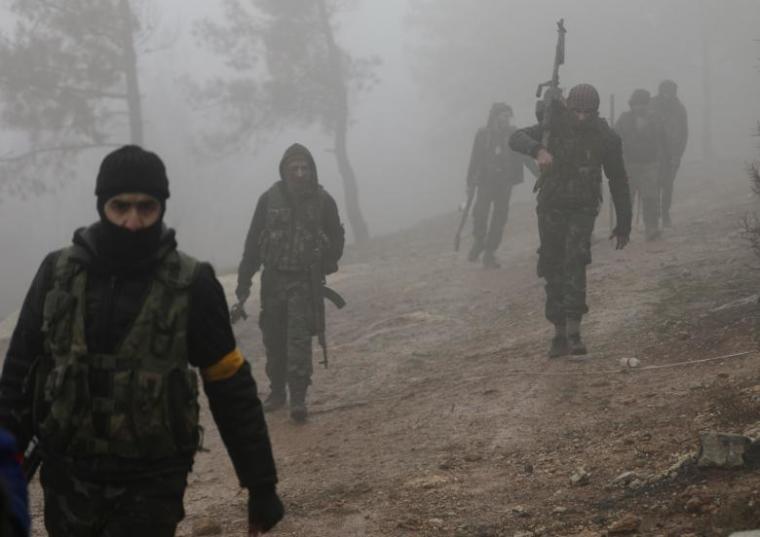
[10,158,760,536]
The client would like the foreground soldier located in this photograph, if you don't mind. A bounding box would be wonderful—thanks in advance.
[651,79,688,227]
[509,84,632,357]
[466,103,538,268]
[234,144,345,423]
[0,146,283,536]
[615,88,670,241]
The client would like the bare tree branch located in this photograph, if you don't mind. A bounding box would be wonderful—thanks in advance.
[0,143,122,163]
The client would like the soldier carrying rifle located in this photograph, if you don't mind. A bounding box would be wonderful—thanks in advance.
[233,143,345,423]
[461,103,538,269]
[509,20,632,358]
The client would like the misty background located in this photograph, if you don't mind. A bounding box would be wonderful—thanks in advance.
[1,0,759,318]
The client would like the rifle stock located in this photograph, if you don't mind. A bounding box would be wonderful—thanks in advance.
[310,250,346,369]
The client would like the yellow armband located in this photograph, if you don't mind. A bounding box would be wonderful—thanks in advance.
[202,348,245,382]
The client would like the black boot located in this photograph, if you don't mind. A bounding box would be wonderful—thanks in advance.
[482,251,501,269]
[289,380,309,423]
[548,323,568,358]
[566,318,587,355]
[263,389,286,412]
[468,239,484,262]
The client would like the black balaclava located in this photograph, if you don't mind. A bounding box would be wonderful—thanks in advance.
[93,145,170,266]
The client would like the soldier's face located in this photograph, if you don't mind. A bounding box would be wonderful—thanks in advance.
[104,193,162,231]
[570,108,596,129]
[495,111,512,130]
[284,158,313,192]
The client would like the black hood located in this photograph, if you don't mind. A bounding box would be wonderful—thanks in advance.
[71,222,177,275]
[486,102,513,130]
[278,143,319,185]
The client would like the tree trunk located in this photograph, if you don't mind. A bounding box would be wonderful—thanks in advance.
[316,0,370,243]
[118,0,143,145]
[700,6,714,159]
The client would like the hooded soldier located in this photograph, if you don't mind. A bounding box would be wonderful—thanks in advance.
[466,103,539,268]
[0,145,284,536]
[234,143,345,423]
[509,84,632,357]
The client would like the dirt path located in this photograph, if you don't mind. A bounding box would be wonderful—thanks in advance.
[26,159,760,536]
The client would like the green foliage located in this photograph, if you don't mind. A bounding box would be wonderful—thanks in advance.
[193,0,379,152]
[0,0,148,197]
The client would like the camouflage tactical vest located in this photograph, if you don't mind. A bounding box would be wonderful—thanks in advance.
[33,247,201,460]
[539,115,607,211]
[259,183,327,272]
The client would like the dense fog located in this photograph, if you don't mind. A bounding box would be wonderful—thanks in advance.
[1,0,759,317]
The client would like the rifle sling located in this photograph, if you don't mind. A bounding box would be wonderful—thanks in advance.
[323,286,346,309]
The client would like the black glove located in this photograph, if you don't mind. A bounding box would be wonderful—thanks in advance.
[230,302,248,324]
[248,487,284,533]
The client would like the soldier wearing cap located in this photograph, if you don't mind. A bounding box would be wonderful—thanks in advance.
[510,84,632,357]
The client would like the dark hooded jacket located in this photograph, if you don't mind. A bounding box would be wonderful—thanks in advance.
[650,94,688,161]
[466,104,537,188]
[235,144,345,302]
[509,104,633,235]
[0,223,277,491]
[615,106,670,165]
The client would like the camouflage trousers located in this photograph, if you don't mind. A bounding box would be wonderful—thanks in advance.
[537,208,596,325]
[472,180,514,252]
[259,270,314,396]
[40,463,186,537]
[628,162,660,232]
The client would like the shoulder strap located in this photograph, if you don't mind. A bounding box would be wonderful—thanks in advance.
[52,247,84,290]
[155,250,199,290]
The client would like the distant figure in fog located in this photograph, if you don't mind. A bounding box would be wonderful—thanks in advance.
[615,88,670,241]
[233,143,345,423]
[510,84,632,358]
[466,102,538,268]
[650,79,688,228]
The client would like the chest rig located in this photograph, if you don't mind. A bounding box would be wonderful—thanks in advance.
[34,247,201,460]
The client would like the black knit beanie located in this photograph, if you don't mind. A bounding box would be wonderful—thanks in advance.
[95,145,170,207]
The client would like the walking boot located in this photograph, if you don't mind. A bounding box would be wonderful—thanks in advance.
[482,250,501,269]
[289,381,309,423]
[468,239,484,262]
[263,389,286,412]
[566,318,587,356]
[548,323,568,358]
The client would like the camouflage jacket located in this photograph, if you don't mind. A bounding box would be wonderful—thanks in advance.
[509,109,632,235]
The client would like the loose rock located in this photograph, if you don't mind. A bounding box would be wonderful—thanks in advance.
[607,514,640,534]
[698,432,751,468]
[570,467,591,487]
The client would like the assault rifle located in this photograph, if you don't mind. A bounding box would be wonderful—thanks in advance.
[309,250,346,369]
[230,302,248,324]
[453,185,477,252]
[533,18,567,193]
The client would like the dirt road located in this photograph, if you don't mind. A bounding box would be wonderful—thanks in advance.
[25,159,760,536]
